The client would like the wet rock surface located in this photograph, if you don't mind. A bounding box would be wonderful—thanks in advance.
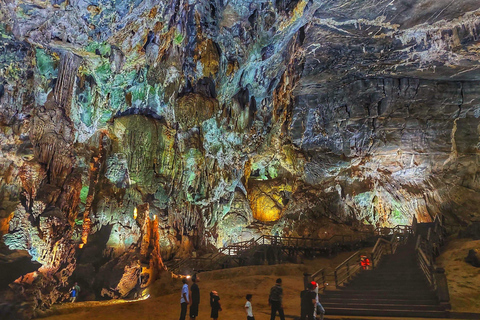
[1,0,480,318]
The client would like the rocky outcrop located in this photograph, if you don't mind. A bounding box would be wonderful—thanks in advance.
[465,249,480,267]
[1,0,480,318]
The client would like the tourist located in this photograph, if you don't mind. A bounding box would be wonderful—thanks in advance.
[311,281,325,320]
[190,275,200,319]
[210,291,221,320]
[69,282,80,303]
[245,294,254,320]
[360,255,371,270]
[180,278,190,320]
[300,282,317,320]
[268,278,285,320]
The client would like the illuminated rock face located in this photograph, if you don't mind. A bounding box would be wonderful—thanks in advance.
[1,0,480,317]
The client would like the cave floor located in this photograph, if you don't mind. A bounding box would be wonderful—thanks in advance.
[39,242,480,320]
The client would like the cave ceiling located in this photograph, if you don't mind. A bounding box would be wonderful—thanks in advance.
[1,0,480,313]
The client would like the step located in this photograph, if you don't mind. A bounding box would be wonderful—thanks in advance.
[351,270,424,274]
[375,263,420,267]
[322,291,437,299]
[352,273,426,278]
[340,287,433,294]
[375,265,421,269]
[341,287,432,294]
[347,279,429,285]
[347,278,429,284]
[347,275,428,281]
[353,274,425,278]
[324,307,447,318]
[319,297,439,305]
[351,272,426,277]
[344,283,430,290]
[321,302,444,311]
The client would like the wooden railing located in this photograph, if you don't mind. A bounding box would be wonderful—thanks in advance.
[371,228,410,269]
[333,250,363,288]
[169,231,379,274]
[414,215,451,309]
[170,224,413,275]
[254,232,374,249]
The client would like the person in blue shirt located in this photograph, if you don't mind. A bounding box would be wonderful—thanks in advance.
[69,282,80,303]
[179,278,190,320]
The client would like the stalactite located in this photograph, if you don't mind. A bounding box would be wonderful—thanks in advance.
[54,52,82,114]
[81,132,106,247]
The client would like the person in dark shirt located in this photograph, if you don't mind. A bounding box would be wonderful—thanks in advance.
[210,290,221,320]
[190,275,200,319]
[268,278,285,320]
[300,282,317,320]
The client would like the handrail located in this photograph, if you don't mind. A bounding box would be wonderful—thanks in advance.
[372,237,389,253]
[336,251,361,270]
[414,215,451,309]
[311,268,325,279]
[334,250,362,288]
[311,268,327,289]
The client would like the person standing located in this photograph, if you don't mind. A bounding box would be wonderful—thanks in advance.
[180,278,190,320]
[210,291,221,320]
[312,281,325,320]
[268,278,285,320]
[245,294,255,320]
[300,282,317,320]
[69,282,80,302]
[190,275,200,319]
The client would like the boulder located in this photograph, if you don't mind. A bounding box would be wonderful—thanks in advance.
[465,249,480,267]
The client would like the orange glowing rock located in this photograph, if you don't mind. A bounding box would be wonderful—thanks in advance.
[194,38,220,77]
[247,179,294,222]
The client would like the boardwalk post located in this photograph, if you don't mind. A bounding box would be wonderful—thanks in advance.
[321,269,326,288]
[347,260,350,280]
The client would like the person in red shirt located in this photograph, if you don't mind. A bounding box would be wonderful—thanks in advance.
[360,255,371,270]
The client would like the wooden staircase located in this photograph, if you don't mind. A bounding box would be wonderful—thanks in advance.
[320,237,448,318]
[317,219,451,318]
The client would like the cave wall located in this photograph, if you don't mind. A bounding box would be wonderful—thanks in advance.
[1,0,480,317]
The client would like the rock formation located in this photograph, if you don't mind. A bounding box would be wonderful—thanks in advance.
[1,0,480,318]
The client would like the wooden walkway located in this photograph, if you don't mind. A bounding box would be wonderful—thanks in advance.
[167,226,411,275]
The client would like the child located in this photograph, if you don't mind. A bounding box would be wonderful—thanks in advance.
[245,294,255,320]
[210,291,222,320]
[69,282,80,302]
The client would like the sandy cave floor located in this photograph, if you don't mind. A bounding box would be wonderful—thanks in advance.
[436,238,480,313]
[38,240,480,320]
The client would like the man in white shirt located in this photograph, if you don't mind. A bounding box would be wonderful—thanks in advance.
[245,293,255,320]
[180,278,190,320]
